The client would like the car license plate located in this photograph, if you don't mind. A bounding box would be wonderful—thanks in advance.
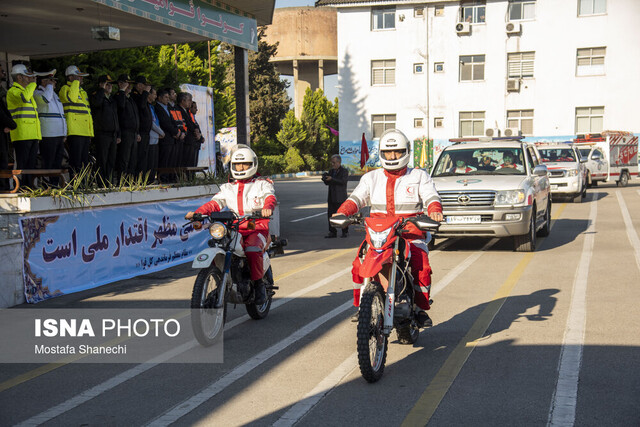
[446,215,481,224]
[551,184,558,190]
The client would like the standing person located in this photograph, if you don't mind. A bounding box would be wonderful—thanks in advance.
[114,74,139,178]
[34,70,66,186]
[154,89,181,182]
[169,90,187,167]
[185,145,277,305]
[131,76,151,177]
[189,101,205,167]
[7,64,41,187]
[148,87,164,183]
[90,75,120,184]
[0,64,17,190]
[322,154,349,238]
[59,65,93,177]
[335,129,443,326]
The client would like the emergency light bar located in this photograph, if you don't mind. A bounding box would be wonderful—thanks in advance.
[449,136,525,143]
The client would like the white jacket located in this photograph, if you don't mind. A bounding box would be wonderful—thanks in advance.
[211,177,276,216]
[346,168,441,216]
[34,85,67,138]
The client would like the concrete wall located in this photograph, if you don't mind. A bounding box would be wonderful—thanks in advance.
[335,0,640,145]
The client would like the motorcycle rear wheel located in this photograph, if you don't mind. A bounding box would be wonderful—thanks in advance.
[245,266,273,320]
[357,281,388,383]
[191,266,227,347]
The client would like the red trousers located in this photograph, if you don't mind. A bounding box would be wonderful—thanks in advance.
[352,242,432,310]
[242,231,268,281]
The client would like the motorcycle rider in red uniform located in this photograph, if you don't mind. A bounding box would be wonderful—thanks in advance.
[186,144,276,305]
[336,129,443,326]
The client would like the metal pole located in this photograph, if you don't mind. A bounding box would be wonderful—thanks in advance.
[208,40,212,84]
[234,46,250,146]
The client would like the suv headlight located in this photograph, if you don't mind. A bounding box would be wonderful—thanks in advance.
[368,226,392,249]
[495,190,526,206]
[567,169,579,177]
[209,222,227,239]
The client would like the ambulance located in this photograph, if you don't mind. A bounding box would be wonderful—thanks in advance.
[574,131,639,187]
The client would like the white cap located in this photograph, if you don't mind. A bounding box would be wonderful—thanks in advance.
[65,65,89,77]
[10,64,36,77]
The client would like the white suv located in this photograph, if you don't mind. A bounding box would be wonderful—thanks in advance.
[430,139,551,252]
[537,144,587,202]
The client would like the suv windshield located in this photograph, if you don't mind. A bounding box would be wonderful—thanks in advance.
[539,148,576,163]
[432,147,526,176]
[578,148,591,159]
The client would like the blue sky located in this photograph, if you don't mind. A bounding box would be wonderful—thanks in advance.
[273,0,339,104]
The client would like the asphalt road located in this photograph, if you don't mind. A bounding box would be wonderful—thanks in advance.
[1,177,639,426]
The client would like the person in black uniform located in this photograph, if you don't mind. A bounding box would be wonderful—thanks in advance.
[114,74,139,178]
[131,75,151,177]
[154,89,181,182]
[90,75,120,184]
[322,154,349,238]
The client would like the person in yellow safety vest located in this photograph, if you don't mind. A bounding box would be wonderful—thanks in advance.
[59,65,93,176]
[7,64,44,187]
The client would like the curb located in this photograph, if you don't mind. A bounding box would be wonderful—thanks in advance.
[269,171,324,180]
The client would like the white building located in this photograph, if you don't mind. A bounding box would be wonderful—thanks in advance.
[317,0,640,168]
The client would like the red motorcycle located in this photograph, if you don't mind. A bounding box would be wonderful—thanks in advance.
[331,213,440,382]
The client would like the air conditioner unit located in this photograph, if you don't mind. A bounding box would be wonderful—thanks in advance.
[455,22,471,35]
[414,7,424,17]
[485,128,501,137]
[506,78,521,92]
[504,127,521,137]
[505,22,521,34]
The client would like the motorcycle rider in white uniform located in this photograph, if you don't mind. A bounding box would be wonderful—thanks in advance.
[336,129,444,326]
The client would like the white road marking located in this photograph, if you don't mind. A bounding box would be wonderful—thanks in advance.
[616,190,640,272]
[290,212,326,222]
[14,268,352,427]
[547,194,597,426]
[146,301,354,426]
[273,352,358,427]
[270,238,498,426]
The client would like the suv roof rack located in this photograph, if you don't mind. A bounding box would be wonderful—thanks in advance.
[449,136,525,144]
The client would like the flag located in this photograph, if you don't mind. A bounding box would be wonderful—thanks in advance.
[419,140,428,168]
[326,125,339,136]
[360,133,369,169]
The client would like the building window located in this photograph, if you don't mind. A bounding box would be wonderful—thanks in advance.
[434,62,444,73]
[435,5,444,16]
[578,0,606,16]
[372,7,396,30]
[507,110,534,135]
[576,47,605,76]
[372,114,397,138]
[434,117,444,128]
[459,55,485,81]
[460,1,486,23]
[371,60,396,85]
[414,63,424,74]
[414,118,424,128]
[509,0,536,20]
[576,107,604,134]
[507,52,535,78]
[459,111,485,137]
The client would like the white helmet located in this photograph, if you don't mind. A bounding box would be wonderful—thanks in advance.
[378,129,411,170]
[230,144,258,180]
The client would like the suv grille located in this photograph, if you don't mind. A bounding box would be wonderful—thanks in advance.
[439,191,496,208]
[549,170,565,178]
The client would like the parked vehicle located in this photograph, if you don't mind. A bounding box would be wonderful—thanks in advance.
[430,138,551,252]
[574,131,639,187]
[185,211,286,346]
[536,143,587,202]
[330,213,440,383]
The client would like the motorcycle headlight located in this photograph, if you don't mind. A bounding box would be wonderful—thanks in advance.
[495,190,526,206]
[209,222,227,239]
[368,226,392,249]
[567,169,579,177]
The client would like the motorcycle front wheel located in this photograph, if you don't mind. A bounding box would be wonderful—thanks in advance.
[357,281,388,383]
[245,266,273,320]
[190,266,227,347]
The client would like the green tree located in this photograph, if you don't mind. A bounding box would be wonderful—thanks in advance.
[276,111,307,173]
[300,88,339,170]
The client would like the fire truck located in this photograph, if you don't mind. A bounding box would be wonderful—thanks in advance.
[574,131,639,187]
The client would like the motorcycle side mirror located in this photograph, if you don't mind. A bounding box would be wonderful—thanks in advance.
[329,214,351,228]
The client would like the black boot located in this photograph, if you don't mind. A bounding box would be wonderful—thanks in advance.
[254,279,267,306]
